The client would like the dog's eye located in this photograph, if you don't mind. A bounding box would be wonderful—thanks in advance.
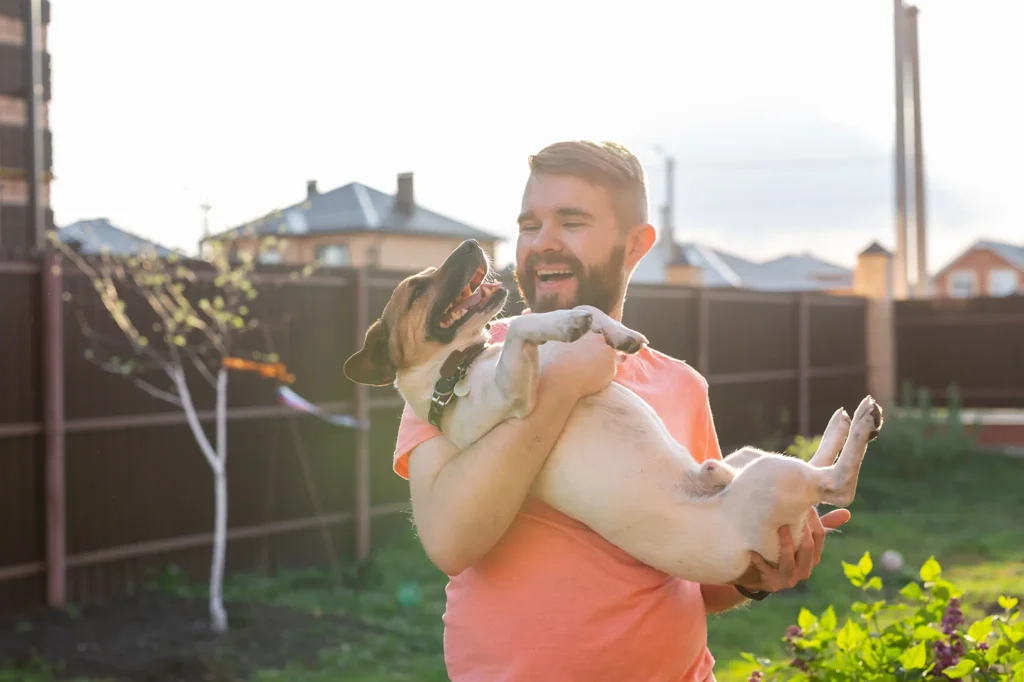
[407,282,427,307]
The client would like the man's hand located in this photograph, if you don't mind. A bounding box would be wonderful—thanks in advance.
[542,329,619,400]
[740,508,851,593]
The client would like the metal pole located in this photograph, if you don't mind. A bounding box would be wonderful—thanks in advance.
[24,0,46,251]
[907,5,928,298]
[42,248,66,607]
[892,0,909,300]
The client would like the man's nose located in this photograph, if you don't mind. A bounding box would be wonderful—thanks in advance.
[530,223,560,252]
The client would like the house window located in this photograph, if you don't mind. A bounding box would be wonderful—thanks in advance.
[947,270,977,298]
[988,268,1019,297]
[258,249,283,265]
[316,244,350,267]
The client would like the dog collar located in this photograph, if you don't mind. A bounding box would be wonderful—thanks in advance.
[428,342,487,429]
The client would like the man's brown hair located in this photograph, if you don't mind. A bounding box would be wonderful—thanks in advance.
[527,140,649,231]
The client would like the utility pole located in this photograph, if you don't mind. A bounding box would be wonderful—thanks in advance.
[892,0,909,300]
[25,0,47,251]
[199,201,212,258]
[653,145,675,246]
[907,5,929,297]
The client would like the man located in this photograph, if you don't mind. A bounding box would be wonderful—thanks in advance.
[391,140,851,681]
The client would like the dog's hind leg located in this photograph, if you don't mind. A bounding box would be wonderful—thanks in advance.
[807,408,853,468]
[819,396,883,507]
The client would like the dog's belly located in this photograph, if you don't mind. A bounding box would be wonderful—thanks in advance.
[524,384,754,584]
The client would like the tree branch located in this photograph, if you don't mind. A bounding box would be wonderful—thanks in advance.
[169,364,220,473]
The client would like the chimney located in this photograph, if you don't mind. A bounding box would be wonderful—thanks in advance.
[396,172,415,216]
[306,180,319,198]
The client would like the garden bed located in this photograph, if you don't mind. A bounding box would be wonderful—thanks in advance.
[0,592,373,682]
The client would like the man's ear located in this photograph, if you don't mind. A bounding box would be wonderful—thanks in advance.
[343,319,396,386]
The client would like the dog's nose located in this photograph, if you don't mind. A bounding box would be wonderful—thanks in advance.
[460,239,479,253]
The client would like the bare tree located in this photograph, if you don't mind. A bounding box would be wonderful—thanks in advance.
[50,231,312,633]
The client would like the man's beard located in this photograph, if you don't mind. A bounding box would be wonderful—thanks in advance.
[514,245,627,314]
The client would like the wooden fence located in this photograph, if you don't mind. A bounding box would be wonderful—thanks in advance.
[0,252,869,614]
[894,294,1024,409]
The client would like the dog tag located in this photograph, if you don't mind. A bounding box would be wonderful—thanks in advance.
[453,378,471,397]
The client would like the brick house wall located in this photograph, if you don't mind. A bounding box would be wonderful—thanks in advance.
[933,247,1024,298]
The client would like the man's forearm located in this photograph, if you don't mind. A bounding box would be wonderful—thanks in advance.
[701,584,751,614]
[417,384,579,574]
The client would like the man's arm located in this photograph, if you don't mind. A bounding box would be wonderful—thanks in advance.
[407,332,617,576]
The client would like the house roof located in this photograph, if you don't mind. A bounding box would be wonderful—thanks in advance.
[936,238,1024,276]
[859,241,891,257]
[58,219,181,258]
[209,177,502,244]
[633,238,853,291]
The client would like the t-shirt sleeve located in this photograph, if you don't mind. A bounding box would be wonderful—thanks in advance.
[693,384,724,463]
[393,402,443,480]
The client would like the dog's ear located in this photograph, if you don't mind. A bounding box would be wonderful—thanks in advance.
[344,319,396,386]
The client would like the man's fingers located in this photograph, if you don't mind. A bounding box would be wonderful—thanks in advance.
[808,513,826,566]
[777,526,797,582]
[820,508,852,529]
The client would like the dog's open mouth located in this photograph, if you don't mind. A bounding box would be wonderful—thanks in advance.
[439,266,502,329]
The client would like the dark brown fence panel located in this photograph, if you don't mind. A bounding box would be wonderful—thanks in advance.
[896,295,1024,408]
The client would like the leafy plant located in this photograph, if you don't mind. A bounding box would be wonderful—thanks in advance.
[742,554,1024,681]
[785,434,823,462]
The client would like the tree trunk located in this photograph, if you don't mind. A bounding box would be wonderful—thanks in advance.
[209,368,229,633]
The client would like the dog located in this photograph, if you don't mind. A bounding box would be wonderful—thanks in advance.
[343,239,883,585]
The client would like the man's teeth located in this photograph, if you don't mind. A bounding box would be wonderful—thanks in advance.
[537,268,573,276]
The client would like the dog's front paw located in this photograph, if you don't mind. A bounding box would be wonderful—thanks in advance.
[557,309,594,343]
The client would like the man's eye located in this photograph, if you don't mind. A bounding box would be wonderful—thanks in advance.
[519,223,540,232]
[564,221,584,228]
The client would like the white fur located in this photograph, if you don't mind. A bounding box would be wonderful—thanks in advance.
[396,304,881,586]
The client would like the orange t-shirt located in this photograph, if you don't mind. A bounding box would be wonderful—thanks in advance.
[393,317,724,682]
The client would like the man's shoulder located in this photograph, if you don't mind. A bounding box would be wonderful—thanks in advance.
[639,345,709,391]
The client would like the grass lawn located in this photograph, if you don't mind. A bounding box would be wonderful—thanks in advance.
[3,433,1023,681]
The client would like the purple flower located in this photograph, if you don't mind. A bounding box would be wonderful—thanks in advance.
[747,671,763,682]
[978,641,989,651]
[785,625,803,640]
[941,598,964,635]
[791,657,808,671]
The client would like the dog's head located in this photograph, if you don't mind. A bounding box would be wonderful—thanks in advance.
[343,239,508,386]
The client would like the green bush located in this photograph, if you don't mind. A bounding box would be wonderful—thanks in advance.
[741,554,1024,681]
[866,383,979,476]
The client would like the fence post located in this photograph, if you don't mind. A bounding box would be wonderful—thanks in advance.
[42,248,66,607]
[797,293,810,437]
[353,267,371,562]
[696,288,710,377]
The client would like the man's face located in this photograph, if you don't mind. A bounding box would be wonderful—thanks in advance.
[514,173,634,315]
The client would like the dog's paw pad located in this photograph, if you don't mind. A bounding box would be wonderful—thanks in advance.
[564,312,593,341]
[614,335,647,354]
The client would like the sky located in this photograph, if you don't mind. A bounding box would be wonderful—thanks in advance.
[47,0,1023,275]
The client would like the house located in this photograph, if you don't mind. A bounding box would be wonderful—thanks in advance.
[630,236,854,293]
[202,172,502,272]
[58,218,181,258]
[932,239,1024,298]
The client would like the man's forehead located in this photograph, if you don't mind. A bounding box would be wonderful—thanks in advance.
[520,174,612,215]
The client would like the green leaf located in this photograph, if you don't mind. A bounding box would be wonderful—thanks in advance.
[842,561,865,586]
[857,551,873,576]
[1000,596,1020,611]
[797,608,816,631]
[942,659,976,678]
[919,556,941,582]
[820,605,837,633]
[967,617,993,643]
[900,581,923,601]
[912,625,944,642]
[866,576,883,591]
[836,619,865,652]
[900,641,927,669]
